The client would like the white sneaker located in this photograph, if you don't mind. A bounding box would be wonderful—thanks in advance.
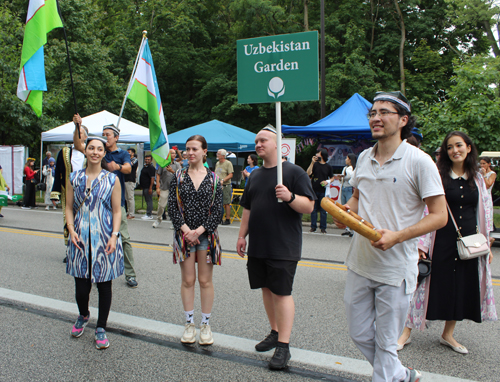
[199,324,214,345]
[181,323,196,344]
[141,215,154,220]
[152,220,160,228]
[45,206,49,210]
[53,206,57,210]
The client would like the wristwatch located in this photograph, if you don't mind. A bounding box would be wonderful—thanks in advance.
[112,232,121,238]
[285,192,295,204]
[118,164,123,171]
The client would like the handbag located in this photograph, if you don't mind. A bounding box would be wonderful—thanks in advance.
[37,182,46,191]
[446,203,489,260]
[417,257,431,283]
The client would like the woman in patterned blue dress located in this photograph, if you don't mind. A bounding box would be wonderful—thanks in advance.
[65,136,124,350]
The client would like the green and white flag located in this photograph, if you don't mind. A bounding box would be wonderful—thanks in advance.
[17,0,63,116]
[127,39,170,167]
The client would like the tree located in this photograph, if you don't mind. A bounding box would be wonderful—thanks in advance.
[418,55,500,154]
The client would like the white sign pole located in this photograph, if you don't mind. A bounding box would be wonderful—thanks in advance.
[276,101,283,202]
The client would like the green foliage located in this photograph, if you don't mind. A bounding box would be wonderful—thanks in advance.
[418,55,500,154]
[1,0,499,163]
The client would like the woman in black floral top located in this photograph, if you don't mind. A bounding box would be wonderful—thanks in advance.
[168,135,223,346]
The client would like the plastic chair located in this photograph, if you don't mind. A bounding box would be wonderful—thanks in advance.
[226,188,244,223]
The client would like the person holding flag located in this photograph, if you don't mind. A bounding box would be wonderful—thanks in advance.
[17,0,63,116]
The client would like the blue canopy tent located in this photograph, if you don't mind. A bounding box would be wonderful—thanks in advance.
[282,93,373,140]
[282,93,422,140]
[163,120,256,152]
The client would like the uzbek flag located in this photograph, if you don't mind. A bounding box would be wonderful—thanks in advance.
[127,39,171,167]
[17,0,63,117]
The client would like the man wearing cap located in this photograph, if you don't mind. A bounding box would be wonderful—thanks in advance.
[339,91,447,382]
[236,126,315,370]
[53,114,88,262]
[215,149,234,225]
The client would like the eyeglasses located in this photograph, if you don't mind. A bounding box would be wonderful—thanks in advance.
[367,110,399,119]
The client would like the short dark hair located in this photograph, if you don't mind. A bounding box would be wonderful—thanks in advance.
[318,149,328,162]
[128,148,136,154]
[145,154,152,159]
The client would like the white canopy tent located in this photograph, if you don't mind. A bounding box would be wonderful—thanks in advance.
[41,110,150,142]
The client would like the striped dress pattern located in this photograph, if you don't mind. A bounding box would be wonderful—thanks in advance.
[66,169,124,283]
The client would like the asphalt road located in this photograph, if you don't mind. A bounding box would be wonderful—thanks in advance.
[1,206,499,382]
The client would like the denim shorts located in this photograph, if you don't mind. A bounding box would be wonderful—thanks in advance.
[188,233,209,253]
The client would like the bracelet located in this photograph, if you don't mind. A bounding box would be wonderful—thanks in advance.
[67,223,74,227]
[238,236,245,239]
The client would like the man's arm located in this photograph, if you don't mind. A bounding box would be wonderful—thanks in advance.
[72,114,85,154]
[236,208,250,257]
[275,184,314,214]
[149,173,154,195]
[372,194,447,251]
[224,172,233,183]
[306,160,315,176]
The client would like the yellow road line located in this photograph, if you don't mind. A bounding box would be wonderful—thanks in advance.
[3,227,500,284]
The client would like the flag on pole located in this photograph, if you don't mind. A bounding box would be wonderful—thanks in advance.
[127,39,171,167]
[17,0,63,117]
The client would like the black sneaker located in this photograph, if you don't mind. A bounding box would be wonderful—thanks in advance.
[341,231,351,236]
[221,220,230,225]
[269,346,291,370]
[63,257,67,263]
[162,212,167,220]
[126,277,138,288]
[321,229,327,234]
[309,228,316,233]
[255,330,278,352]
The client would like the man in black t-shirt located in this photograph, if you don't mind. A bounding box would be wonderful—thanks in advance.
[237,126,315,370]
[306,149,334,233]
[139,155,156,219]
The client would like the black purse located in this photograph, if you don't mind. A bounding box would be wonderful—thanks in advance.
[417,255,431,283]
[37,182,46,191]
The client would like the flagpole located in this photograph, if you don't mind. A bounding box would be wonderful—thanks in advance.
[276,101,283,202]
[117,31,148,130]
[55,0,79,137]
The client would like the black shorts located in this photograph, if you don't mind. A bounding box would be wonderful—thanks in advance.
[247,257,298,296]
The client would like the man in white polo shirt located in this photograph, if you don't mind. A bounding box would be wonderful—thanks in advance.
[340,91,447,382]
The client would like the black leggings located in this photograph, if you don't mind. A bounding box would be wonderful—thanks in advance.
[74,278,112,329]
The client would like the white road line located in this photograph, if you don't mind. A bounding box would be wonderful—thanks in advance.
[0,287,477,382]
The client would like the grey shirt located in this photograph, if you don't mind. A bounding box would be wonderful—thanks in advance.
[157,162,181,191]
[346,141,444,294]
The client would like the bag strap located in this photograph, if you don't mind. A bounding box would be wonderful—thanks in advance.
[446,201,479,239]
[75,171,110,216]
[446,202,462,239]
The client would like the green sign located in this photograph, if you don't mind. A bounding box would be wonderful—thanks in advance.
[237,31,319,104]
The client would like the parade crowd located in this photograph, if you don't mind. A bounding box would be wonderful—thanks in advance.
[2,91,498,382]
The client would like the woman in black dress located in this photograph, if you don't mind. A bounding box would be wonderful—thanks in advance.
[398,131,496,354]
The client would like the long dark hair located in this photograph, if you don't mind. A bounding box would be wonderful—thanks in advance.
[186,134,208,163]
[437,131,478,188]
[347,153,357,170]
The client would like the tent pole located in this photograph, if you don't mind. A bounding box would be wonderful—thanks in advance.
[276,101,283,202]
[117,32,147,130]
[40,138,43,199]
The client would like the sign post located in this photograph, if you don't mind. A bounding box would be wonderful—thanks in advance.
[237,31,319,189]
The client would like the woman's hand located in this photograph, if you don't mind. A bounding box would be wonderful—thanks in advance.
[489,251,493,264]
[418,249,427,260]
[105,235,117,255]
[184,230,200,246]
[69,230,82,251]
